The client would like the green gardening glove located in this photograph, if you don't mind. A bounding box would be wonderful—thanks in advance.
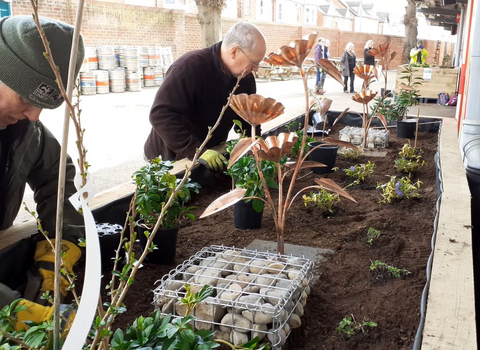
[199,150,227,172]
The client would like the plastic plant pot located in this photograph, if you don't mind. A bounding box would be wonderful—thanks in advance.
[307,141,339,174]
[396,119,417,139]
[233,200,263,230]
[137,221,179,264]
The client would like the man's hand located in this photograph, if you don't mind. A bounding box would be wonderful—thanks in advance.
[199,150,227,172]
[28,239,81,302]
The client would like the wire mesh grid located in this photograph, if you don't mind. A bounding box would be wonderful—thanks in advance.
[153,245,314,348]
[339,126,390,149]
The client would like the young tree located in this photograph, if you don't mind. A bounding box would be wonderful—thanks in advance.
[196,0,226,47]
[403,0,418,63]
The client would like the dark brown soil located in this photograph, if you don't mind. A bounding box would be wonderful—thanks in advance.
[110,127,439,350]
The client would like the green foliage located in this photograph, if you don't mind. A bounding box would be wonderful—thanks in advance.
[370,260,411,278]
[303,189,340,215]
[227,153,278,213]
[341,148,362,160]
[440,54,451,68]
[394,143,426,175]
[367,227,381,245]
[377,176,422,204]
[411,62,430,68]
[286,121,316,157]
[178,284,214,316]
[395,65,423,119]
[337,315,377,339]
[344,161,376,186]
[370,97,401,122]
[134,158,201,228]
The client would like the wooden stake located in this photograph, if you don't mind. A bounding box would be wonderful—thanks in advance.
[414,107,420,148]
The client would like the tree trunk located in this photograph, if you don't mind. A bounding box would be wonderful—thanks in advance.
[197,4,222,48]
[403,0,418,64]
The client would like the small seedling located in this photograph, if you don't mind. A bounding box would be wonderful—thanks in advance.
[337,315,378,339]
[370,260,411,279]
[367,227,381,245]
[303,189,340,216]
[286,121,317,157]
[395,142,426,175]
[377,176,422,204]
[344,161,376,186]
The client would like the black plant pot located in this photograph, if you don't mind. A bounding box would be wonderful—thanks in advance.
[308,142,339,174]
[97,223,125,271]
[396,119,417,139]
[233,200,263,230]
[137,221,179,264]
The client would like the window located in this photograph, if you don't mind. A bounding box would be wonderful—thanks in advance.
[257,0,272,21]
[164,0,186,9]
[304,5,316,25]
[222,0,237,18]
[260,0,264,15]
[278,3,283,21]
[0,0,11,18]
[296,4,301,23]
[126,0,155,6]
[243,0,251,16]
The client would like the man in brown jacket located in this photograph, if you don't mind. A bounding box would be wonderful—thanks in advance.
[144,22,266,172]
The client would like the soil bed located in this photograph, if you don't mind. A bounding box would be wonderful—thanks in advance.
[112,126,439,350]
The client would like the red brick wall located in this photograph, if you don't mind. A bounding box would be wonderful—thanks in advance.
[11,0,454,68]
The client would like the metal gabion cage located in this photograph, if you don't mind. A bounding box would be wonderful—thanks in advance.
[153,245,314,349]
[339,126,390,149]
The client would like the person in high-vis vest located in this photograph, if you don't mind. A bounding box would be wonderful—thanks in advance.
[410,40,429,65]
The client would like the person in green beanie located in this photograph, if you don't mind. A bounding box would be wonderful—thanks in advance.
[0,15,85,330]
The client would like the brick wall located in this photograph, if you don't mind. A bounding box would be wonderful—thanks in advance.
[12,0,454,68]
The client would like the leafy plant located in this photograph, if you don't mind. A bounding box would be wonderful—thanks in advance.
[341,148,362,160]
[370,260,411,278]
[344,161,376,186]
[440,54,451,68]
[303,189,340,215]
[394,142,426,175]
[337,315,377,339]
[227,154,279,212]
[370,96,401,122]
[367,227,381,245]
[134,157,201,228]
[395,65,423,120]
[377,176,422,204]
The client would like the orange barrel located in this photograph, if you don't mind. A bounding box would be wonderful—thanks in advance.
[93,70,109,94]
[85,47,98,71]
[154,66,164,86]
[143,67,156,87]
[97,46,116,70]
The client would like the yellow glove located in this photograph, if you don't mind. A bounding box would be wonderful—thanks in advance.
[34,239,82,298]
[16,299,76,333]
[199,149,227,172]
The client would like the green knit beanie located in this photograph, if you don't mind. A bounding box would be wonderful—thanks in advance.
[0,15,85,109]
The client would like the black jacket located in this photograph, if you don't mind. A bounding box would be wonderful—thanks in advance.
[363,48,375,66]
[0,120,84,244]
[144,42,256,161]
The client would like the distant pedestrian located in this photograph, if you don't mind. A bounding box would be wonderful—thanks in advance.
[314,38,325,95]
[340,42,357,93]
[410,40,429,65]
[364,40,375,66]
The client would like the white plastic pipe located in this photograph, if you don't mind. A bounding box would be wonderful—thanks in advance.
[461,0,480,170]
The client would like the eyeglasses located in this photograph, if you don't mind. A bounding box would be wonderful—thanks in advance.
[237,47,261,69]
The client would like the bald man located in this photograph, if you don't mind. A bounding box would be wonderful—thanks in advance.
[144,22,266,172]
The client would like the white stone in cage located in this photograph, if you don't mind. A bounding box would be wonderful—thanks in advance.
[152,245,314,350]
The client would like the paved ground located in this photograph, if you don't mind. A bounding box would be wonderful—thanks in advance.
[15,69,456,223]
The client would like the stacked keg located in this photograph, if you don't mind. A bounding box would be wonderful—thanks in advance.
[78,44,167,95]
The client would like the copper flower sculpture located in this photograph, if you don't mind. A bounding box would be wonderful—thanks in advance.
[354,65,379,92]
[348,90,388,149]
[367,40,397,97]
[201,36,357,254]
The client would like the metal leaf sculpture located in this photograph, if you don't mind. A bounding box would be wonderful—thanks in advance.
[285,160,327,169]
[332,107,350,126]
[316,58,345,86]
[255,132,298,162]
[227,138,257,170]
[354,65,379,92]
[230,94,285,126]
[367,40,397,68]
[263,33,318,68]
[352,90,378,105]
[319,98,333,117]
[200,188,247,218]
[400,83,417,91]
[314,178,357,203]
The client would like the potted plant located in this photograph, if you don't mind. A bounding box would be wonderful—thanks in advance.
[394,65,423,139]
[134,157,200,264]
